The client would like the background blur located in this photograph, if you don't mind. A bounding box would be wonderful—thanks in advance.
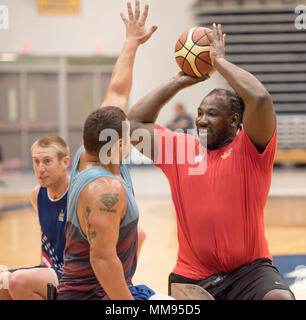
[0,0,306,299]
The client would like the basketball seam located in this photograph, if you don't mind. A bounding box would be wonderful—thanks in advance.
[178,40,197,77]
[178,39,188,71]
[178,39,212,68]
[190,30,212,68]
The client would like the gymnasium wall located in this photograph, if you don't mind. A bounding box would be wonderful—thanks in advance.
[0,0,226,125]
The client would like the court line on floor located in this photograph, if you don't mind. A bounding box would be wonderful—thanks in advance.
[0,202,32,214]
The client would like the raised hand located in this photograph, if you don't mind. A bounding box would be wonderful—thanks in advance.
[205,23,226,65]
[120,0,158,45]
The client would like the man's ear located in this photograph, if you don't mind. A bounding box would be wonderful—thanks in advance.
[63,156,70,168]
[231,113,240,128]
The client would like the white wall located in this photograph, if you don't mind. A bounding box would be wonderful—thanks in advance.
[0,0,228,125]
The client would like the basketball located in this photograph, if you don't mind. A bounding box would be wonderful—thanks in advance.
[175,27,212,77]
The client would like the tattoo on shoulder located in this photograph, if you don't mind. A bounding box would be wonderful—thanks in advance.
[100,193,119,213]
[85,206,97,243]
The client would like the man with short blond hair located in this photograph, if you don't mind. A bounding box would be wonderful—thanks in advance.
[0,134,70,300]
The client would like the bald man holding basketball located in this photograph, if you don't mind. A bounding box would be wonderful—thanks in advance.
[128,23,295,300]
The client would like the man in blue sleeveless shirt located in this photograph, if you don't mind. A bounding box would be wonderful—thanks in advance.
[0,135,70,299]
[57,1,170,300]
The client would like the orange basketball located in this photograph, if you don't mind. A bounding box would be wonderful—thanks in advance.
[175,27,212,77]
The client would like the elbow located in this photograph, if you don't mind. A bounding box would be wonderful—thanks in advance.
[127,110,144,123]
[89,252,99,270]
[138,228,147,243]
[254,91,273,107]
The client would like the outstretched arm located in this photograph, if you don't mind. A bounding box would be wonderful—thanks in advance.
[206,23,276,151]
[100,0,157,111]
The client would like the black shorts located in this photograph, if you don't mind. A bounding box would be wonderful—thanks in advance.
[169,258,295,300]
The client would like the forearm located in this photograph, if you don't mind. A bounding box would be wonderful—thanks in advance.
[128,76,185,124]
[91,255,134,300]
[101,40,139,109]
[214,58,271,104]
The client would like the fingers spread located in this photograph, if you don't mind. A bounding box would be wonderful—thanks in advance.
[127,2,134,21]
[134,0,140,20]
[223,33,226,47]
[140,3,149,25]
[120,12,128,24]
[205,29,213,42]
[217,24,223,40]
[139,25,157,44]
[208,23,225,43]
[147,25,158,38]
[150,25,158,34]
[212,23,217,38]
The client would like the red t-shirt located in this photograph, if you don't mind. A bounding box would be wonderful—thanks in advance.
[154,125,277,280]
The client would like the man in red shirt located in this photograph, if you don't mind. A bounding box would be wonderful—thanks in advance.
[128,24,294,300]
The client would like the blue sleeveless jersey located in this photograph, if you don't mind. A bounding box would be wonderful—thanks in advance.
[58,146,140,299]
[37,187,67,278]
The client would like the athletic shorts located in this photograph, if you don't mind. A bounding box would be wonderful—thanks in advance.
[169,258,295,300]
[9,265,60,286]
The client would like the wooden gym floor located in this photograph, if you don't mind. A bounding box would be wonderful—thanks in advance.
[0,166,306,298]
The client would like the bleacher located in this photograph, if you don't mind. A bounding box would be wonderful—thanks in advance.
[193,0,306,164]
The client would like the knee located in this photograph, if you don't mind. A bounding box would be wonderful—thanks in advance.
[263,289,295,300]
[8,271,29,297]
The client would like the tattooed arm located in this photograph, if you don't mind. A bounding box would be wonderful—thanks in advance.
[78,177,134,300]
